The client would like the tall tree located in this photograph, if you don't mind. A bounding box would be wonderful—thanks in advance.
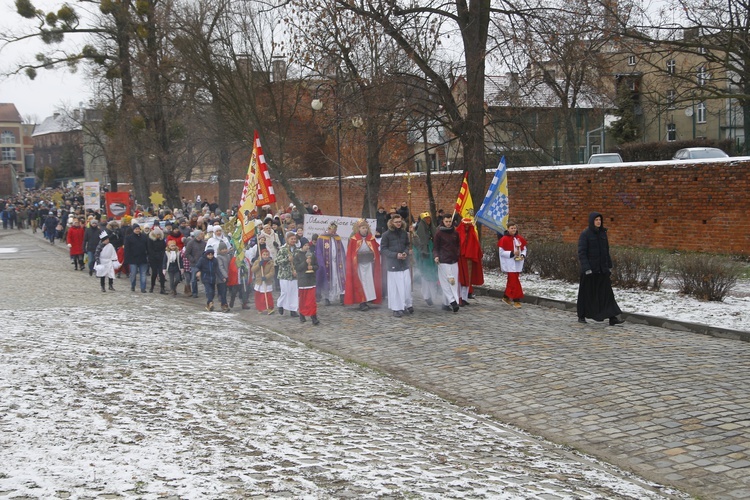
[330,0,495,205]
[287,0,417,217]
[500,0,615,163]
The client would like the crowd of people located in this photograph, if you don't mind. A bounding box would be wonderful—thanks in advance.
[3,190,623,326]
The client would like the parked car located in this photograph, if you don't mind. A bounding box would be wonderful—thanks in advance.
[672,147,729,160]
[587,153,623,164]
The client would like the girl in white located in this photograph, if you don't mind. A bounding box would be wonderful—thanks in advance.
[94,231,121,292]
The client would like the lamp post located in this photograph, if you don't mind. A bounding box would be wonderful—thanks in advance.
[311,93,344,216]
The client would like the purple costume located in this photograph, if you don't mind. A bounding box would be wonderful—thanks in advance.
[316,232,347,301]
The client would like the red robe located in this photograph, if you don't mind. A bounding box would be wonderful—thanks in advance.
[344,233,383,305]
[66,226,85,255]
[458,223,484,287]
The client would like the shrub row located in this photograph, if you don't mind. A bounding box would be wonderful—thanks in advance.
[484,238,743,301]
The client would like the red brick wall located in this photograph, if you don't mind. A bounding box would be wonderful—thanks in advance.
[121,158,750,255]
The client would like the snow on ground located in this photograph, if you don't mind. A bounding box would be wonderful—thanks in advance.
[0,305,677,499]
[483,271,750,332]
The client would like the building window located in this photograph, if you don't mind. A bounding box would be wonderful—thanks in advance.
[697,102,707,123]
[1,131,15,144]
[666,59,676,74]
[667,90,676,109]
[1,147,17,161]
[697,65,709,86]
[667,123,676,142]
[628,55,636,66]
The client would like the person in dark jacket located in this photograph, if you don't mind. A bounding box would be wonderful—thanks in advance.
[124,223,149,292]
[84,220,102,275]
[184,230,206,297]
[576,212,625,325]
[433,214,461,312]
[194,248,218,311]
[43,212,58,245]
[379,214,412,317]
[147,227,167,294]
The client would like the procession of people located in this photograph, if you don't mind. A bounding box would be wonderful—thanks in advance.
[3,186,624,328]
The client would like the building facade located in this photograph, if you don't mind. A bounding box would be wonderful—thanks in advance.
[0,103,35,188]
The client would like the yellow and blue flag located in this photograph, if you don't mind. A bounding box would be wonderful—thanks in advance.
[475,157,509,234]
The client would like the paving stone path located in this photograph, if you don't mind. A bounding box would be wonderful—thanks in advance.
[3,230,748,498]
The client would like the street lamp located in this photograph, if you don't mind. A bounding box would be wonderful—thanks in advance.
[311,93,343,216]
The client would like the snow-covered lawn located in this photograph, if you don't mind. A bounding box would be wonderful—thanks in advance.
[483,271,750,332]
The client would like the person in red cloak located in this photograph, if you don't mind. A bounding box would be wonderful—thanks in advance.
[344,219,382,311]
[66,218,86,271]
[457,217,484,306]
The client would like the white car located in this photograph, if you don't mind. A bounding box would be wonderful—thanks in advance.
[587,153,623,164]
[672,147,729,160]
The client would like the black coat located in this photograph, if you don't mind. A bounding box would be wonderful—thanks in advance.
[124,233,149,265]
[380,224,411,272]
[578,212,613,274]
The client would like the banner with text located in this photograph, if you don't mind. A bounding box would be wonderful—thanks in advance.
[83,182,100,211]
[303,214,376,250]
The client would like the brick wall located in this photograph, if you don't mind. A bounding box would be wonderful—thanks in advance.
[121,158,750,255]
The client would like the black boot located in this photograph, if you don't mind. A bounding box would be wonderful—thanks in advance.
[160,283,167,295]
[149,284,154,293]
[299,314,307,323]
[450,301,459,313]
[108,282,115,291]
[290,311,299,318]
[311,315,320,325]
[278,306,284,315]
[101,285,106,293]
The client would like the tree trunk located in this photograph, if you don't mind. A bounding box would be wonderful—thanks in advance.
[460,0,490,205]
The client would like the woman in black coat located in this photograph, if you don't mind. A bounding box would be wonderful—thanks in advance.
[576,212,625,325]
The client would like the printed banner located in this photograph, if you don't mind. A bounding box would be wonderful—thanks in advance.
[105,192,131,220]
[303,214,376,250]
[83,182,100,211]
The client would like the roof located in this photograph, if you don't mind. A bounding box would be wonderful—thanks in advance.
[0,103,23,123]
[485,74,612,110]
[32,113,81,137]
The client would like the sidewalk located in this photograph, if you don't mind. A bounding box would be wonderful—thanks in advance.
[4,229,750,498]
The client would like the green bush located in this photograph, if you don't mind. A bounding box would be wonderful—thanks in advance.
[611,247,665,291]
[672,253,742,301]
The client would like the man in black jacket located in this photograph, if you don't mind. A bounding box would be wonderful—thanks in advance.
[124,224,149,292]
[379,214,413,318]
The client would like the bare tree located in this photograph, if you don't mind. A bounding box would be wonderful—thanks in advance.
[327,0,500,205]
[499,0,615,163]
[287,0,418,217]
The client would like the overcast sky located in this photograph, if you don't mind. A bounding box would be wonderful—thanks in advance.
[0,0,92,124]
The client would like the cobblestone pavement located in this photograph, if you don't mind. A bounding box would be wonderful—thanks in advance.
[1,230,746,498]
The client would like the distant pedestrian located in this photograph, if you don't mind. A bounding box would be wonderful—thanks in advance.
[576,212,625,326]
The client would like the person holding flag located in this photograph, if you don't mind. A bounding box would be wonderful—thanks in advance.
[233,130,277,302]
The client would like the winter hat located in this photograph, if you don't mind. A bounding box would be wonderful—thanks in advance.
[218,241,228,251]
[132,223,140,229]
[205,248,215,255]
[99,231,109,240]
